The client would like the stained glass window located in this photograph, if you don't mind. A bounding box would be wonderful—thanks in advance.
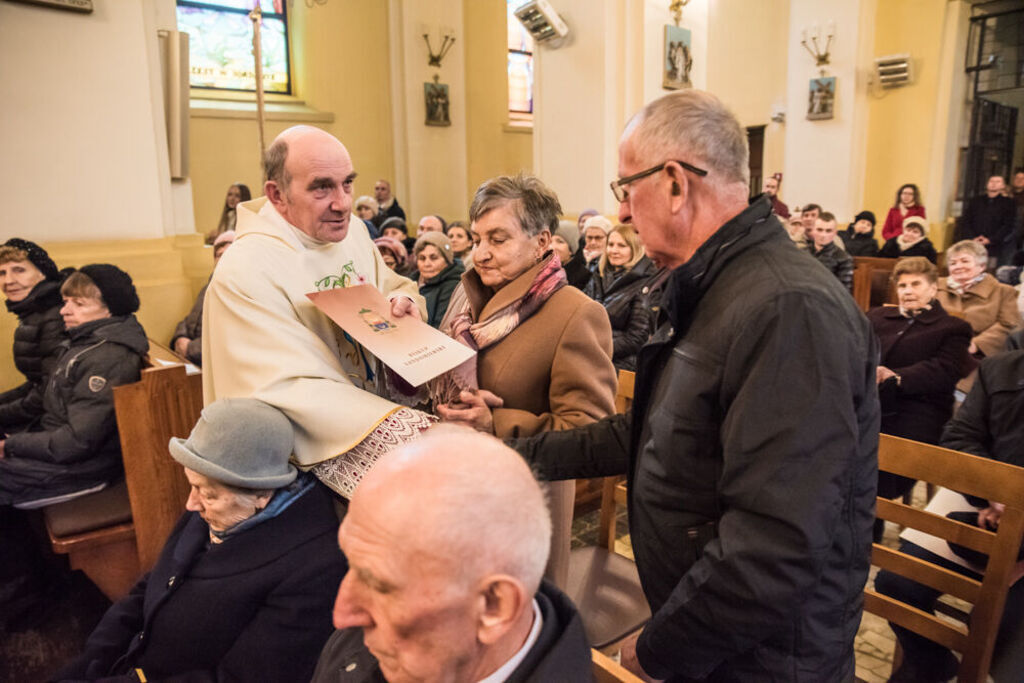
[177,1,291,94]
[507,0,534,119]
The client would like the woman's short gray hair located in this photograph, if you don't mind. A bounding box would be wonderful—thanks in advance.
[628,90,750,187]
[354,195,379,213]
[469,173,562,238]
[947,239,988,266]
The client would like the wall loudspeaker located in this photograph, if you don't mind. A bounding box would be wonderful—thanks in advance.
[514,0,570,47]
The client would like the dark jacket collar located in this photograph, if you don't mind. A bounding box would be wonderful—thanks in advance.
[423,260,465,287]
[663,195,778,334]
[506,580,591,682]
[6,278,62,317]
[599,255,659,297]
[880,298,948,324]
[67,314,149,354]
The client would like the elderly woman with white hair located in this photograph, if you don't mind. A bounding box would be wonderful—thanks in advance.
[57,398,346,683]
[353,195,381,235]
[937,239,1022,364]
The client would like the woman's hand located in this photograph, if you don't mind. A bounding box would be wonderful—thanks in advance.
[436,389,504,433]
[876,366,897,384]
[390,296,419,319]
[173,337,191,357]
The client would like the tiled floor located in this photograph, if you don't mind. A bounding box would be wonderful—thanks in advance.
[569,486,946,683]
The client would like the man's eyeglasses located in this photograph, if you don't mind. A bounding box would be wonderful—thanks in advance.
[609,160,708,202]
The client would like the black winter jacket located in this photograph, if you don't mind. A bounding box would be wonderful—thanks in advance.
[842,226,880,257]
[563,248,594,291]
[0,279,66,428]
[585,256,663,371]
[809,241,854,291]
[512,196,880,682]
[1,316,147,503]
[57,482,346,683]
[310,580,592,683]
[868,301,973,445]
[878,236,938,263]
[419,260,464,328]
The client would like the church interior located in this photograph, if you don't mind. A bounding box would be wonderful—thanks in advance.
[2,0,1024,681]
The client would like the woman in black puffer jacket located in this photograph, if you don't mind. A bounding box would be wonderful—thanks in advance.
[0,239,66,431]
[585,225,664,371]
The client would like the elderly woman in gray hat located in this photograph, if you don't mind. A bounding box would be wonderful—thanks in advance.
[57,398,346,683]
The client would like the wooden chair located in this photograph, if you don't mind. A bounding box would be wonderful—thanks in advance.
[566,370,650,648]
[852,256,898,312]
[592,648,644,683]
[864,434,1024,682]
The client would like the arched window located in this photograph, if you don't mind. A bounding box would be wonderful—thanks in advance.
[176,0,291,94]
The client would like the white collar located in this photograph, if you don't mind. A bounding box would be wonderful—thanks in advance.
[476,599,542,683]
[257,200,330,249]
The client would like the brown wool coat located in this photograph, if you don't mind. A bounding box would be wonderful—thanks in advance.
[460,259,617,439]
[458,258,616,588]
[937,274,1021,357]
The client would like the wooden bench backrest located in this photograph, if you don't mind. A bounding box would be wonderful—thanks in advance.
[615,369,635,414]
[852,256,897,312]
[865,434,1024,682]
[113,364,202,571]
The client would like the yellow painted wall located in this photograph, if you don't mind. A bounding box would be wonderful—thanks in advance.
[463,0,533,208]
[188,1,396,235]
[706,0,790,184]
[863,0,947,237]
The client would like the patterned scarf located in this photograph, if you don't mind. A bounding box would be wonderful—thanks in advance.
[428,253,566,406]
[947,273,985,297]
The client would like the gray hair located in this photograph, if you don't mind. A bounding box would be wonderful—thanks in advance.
[627,90,750,187]
[354,195,379,213]
[263,137,291,189]
[469,173,562,238]
[947,239,988,266]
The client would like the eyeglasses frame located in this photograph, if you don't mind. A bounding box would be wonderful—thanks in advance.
[609,159,709,202]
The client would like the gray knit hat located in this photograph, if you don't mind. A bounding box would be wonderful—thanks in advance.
[554,220,580,255]
[168,398,297,489]
[413,231,454,266]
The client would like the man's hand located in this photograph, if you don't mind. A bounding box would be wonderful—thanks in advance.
[619,630,664,683]
[974,235,991,246]
[977,502,1005,530]
[876,366,897,384]
[0,440,6,459]
[583,248,601,263]
[390,296,419,320]
[435,389,503,433]
[969,340,979,355]
[173,337,191,358]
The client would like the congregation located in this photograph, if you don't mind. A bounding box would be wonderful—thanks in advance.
[4,86,1024,683]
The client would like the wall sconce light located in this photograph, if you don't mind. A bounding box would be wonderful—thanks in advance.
[423,31,455,69]
[801,21,835,71]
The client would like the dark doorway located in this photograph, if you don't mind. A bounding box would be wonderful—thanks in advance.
[747,125,765,197]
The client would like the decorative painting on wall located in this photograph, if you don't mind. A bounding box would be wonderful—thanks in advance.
[807,77,836,121]
[662,24,693,90]
[4,0,92,12]
[424,79,451,127]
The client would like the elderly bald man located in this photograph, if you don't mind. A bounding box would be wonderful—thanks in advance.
[311,426,592,682]
[203,125,434,499]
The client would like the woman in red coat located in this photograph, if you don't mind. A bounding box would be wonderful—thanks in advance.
[881,183,926,240]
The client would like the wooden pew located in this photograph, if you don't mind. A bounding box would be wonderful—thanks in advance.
[864,434,1024,682]
[852,256,898,312]
[592,649,643,682]
[42,362,202,599]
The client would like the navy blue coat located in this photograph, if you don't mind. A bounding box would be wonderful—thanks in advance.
[57,483,346,683]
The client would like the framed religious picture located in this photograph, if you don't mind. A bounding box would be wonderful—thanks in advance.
[807,77,836,120]
[424,79,451,127]
[662,25,693,90]
[4,0,93,11]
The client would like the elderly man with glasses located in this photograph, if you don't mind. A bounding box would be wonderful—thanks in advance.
[507,90,880,682]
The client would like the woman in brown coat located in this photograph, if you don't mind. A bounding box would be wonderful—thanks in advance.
[937,240,1021,391]
[432,174,617,587]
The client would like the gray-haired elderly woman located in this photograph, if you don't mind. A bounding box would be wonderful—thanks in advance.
[431,173,617,587]
[937,240,1022,361]
[57,398,346,683]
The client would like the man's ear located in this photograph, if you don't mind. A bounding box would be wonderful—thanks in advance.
[476,575,529,645]
[265,180,285,210]
[665,163,687,212]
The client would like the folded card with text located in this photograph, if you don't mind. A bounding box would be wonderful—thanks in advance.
[307,284,475,387]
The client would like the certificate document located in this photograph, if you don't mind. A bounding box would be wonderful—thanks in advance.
[307,285,475,387]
